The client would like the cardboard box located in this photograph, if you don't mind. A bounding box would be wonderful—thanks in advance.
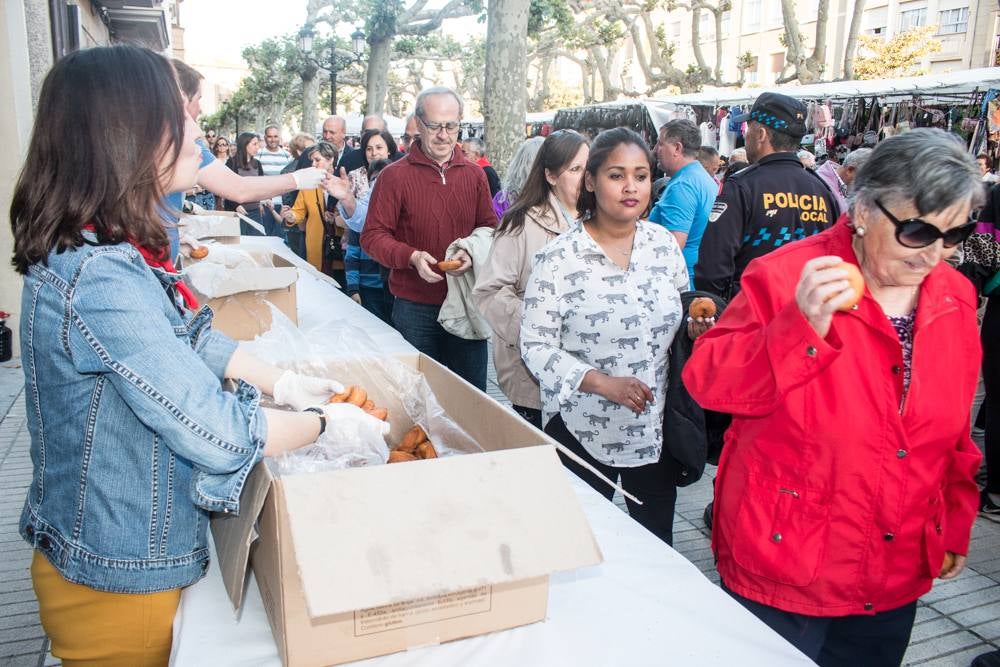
[212,354,603,667]
[178,211,241,245]
[183,247,298,340]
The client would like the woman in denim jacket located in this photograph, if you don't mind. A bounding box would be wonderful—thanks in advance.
[9,45,371,665]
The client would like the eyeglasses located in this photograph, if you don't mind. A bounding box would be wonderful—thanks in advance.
[874,200,976,249]
[419,119,461,134]
[402,134,414,142]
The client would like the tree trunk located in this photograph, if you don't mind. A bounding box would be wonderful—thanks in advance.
[805,0,830,79]
[713,8,723,82]
[691,6,710,76]
[484,0,530,176]
[301,71,319,134]
[365,37,393,115]
[843,0,867,79]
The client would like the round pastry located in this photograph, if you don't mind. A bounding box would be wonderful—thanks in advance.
[416,441,438,459]
[835,262,865,312]
[189,246,209,259]
[346,386,368,407]
[397,425,428,453]
[939,551,956,578]
[388,450,418,464]
[688,297,717,320]
[362,399,375,411]
[366,407,389,421]
[328,390,350,404]
[437,259,462,272]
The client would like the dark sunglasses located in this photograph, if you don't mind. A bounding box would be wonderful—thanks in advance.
[874,200,976,249]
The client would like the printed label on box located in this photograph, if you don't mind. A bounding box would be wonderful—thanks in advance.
[353,586,493,636]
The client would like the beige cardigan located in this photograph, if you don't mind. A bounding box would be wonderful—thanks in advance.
[472,193,572,409]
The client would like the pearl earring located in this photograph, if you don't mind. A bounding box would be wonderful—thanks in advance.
[854,226,866,237]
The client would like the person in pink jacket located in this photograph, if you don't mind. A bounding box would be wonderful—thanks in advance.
[684,129,983,666]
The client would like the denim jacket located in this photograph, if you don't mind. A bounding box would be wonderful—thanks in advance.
[18,237,267,593]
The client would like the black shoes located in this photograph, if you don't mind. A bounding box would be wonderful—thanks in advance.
[703,502,713,531]
[980,490,1000,520]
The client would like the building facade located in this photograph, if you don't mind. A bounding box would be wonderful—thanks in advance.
[0,0,174,356]
[659,0,999,87]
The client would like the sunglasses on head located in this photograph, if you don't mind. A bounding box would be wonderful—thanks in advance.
[874,200,976,249]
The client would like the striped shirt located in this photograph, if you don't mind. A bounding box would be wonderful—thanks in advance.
[257,147,292,207]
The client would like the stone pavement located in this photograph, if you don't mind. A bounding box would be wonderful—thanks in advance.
[1,358,1000,666]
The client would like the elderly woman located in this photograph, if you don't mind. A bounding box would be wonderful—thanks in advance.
[683,128,983,666]
[492,137,544,219]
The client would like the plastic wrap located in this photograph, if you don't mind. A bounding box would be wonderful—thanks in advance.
[275,409,391,475]
[182,246,275,298]
[246,305,483,474]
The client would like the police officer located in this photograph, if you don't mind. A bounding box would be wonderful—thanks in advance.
[695,92,840,532]
[695,92,841,300]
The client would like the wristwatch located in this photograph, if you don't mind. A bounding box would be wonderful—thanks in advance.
[303,407,326,436]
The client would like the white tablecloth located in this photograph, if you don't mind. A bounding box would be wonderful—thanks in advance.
[171,238,813,666]
[171,475,812,667]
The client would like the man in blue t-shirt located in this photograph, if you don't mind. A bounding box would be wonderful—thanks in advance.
[649,119,719,287]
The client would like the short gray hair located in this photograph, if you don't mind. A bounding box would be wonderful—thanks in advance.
[850,128,983,215]
[660,119,700,157]
[502,136,545,198]
[464,136,486,154]
[415,86,464,120]
[842,147,873,170]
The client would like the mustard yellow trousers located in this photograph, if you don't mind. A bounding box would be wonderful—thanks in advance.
[31,551,180,667]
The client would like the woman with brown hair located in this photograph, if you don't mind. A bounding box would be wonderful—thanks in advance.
[472,129,589,427]
[10,45,370,665]
[222,132,266,235]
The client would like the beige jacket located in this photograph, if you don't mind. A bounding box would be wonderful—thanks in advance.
[438,226,494,340]
[472,193,572,409]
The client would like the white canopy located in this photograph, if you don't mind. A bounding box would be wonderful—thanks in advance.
[657,67,1000,107]
[342,112,406,136]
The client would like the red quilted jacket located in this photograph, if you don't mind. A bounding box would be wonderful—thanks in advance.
[683,220,982,617]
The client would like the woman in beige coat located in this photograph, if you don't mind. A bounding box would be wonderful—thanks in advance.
[472,130,589,427]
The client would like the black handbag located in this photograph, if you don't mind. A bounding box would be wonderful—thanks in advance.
[662,290,732,486]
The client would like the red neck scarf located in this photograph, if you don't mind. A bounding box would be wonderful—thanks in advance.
[83,225,199,310]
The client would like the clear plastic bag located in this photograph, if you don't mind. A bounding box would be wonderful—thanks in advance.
[246,305,483,474]
[275,408,391,475]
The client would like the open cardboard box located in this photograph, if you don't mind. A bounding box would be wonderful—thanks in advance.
[178,211,241,245]
[181,246,298,341]
[212,353,603,667]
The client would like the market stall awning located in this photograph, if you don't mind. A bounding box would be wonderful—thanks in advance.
[660,68,1000,106]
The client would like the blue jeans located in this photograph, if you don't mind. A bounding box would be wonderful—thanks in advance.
[261,205,287,241]
[391,298,487,391]
[359,286,393,326]
[238,208,264,236]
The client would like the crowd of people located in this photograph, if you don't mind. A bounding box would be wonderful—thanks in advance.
[8,43,997,667]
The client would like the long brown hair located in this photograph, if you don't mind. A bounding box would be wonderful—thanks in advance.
[10,45,186,273]
[496,130,588,237]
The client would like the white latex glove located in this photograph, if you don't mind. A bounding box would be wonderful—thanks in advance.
[188,201,209,215]
[317,403,391,439]
[292,167,326,190]
[178,233,203,250]
[272,371,345,411]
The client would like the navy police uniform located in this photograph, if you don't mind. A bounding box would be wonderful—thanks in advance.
[694,93,841,300]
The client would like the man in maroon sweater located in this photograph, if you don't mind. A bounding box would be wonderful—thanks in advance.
[361,87,497,390]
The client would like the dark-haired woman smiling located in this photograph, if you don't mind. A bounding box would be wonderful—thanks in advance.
[10,45,347,665]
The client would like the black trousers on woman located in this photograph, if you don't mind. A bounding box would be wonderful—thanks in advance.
[544,414,678,546]
[983,298,1000,493]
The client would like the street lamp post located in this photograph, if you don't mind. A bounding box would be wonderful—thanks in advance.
[298,26,366,116]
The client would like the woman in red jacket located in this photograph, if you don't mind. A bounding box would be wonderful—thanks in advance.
[683,129,983,666]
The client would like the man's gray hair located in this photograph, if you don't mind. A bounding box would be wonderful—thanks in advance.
[415,86,464,120]
[502,136,545,199]
[660,119,700,157]
[842,147,873,170]
[850,129,983,215]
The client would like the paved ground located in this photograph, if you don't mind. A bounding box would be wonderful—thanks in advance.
[2,357,1000,666]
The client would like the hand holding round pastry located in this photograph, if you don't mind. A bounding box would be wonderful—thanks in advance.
[795,256,865,338]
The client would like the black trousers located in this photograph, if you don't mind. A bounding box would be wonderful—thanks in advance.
[544,414,678,546]
[512,405,543,430]
[723,583,916,667]
[983,298,1000,492]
